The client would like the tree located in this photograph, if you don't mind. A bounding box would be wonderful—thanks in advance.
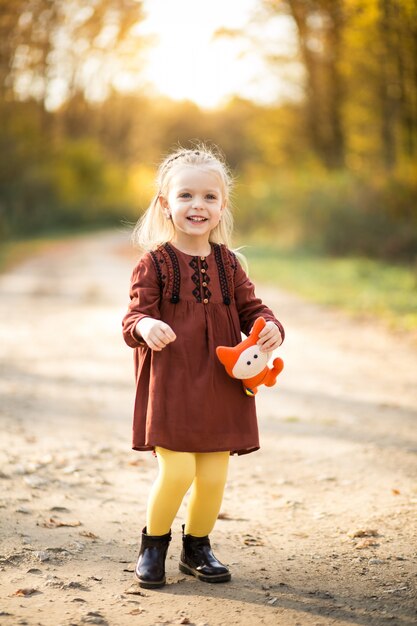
[0,0,145,108]
[263,0,417,170]
[263,0,346,168]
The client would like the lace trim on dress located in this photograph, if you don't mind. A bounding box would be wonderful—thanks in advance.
[163,243,181,303]
[150,250,165,292]
[156,244,178,303]
[213,244,231,305]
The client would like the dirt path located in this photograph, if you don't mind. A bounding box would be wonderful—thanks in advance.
[0,230,416,626]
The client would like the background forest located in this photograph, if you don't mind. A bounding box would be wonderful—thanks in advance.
[1,0,417,262]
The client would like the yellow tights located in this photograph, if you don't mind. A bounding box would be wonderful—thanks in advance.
[146,447,230,537]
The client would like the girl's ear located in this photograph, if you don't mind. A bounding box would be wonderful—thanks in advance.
[158,195,170,217]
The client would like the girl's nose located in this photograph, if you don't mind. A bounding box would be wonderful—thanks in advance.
[191,197,204,209]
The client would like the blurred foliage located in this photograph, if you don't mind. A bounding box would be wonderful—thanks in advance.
[0,0,416,264]
[234,166,417,259]
[262,0,417,171]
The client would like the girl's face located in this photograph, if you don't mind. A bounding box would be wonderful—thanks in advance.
[160,166,225,248]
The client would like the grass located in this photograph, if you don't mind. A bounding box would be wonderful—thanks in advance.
[242,244,417,334]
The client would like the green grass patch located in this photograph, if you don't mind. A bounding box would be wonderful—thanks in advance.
[243,245,417,334]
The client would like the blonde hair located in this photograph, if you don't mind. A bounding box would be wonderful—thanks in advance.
[132,144,234,251]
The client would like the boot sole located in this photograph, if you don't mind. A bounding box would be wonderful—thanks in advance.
[179,562,231,583]
[134,571,166,589]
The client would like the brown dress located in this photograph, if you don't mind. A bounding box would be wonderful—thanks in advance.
[122,242,284,455]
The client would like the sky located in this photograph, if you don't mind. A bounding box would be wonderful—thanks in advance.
[37,0,299,111]
[133,0,299,109]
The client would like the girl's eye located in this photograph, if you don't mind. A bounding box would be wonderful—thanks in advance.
[179,192,191,198]
[206,194,217,200]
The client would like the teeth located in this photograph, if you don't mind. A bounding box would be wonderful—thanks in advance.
[188,217,206,222]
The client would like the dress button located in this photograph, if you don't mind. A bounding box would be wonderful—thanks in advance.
[203,298,209,304]
[202,281,207,287]
[200,256,205,261]
[201,268,206,273]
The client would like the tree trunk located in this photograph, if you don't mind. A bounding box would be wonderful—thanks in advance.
[287,0,346,168]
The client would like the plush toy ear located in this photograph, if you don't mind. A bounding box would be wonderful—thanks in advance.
[250,317,266,338]
[216,345,236,377]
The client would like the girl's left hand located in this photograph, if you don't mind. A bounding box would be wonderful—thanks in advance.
[257,321,283,353]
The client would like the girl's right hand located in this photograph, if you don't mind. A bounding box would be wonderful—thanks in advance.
[135,318,176,351]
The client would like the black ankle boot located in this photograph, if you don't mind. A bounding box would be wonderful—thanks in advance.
[179,525,231,583]
[135,527,171,588]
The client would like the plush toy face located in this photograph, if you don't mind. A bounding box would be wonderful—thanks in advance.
[230,345,269,379]
[216,316,284,396]
[216,317,270,380]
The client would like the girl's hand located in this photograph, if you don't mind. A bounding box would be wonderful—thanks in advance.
[136,317,176,351]
[257,320,283,353]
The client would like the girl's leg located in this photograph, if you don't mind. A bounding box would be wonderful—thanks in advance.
[147,447,196,536]
[185,451,230,537]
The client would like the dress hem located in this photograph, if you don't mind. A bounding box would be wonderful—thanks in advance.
[132,443,260,456]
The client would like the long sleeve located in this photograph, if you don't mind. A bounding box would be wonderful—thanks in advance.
[234,258,285,341]
[122,253,161,348]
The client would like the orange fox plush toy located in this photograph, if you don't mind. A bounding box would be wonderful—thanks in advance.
[216,317,284,396]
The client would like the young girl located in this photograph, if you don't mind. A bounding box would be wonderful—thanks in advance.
[122,145,284,589]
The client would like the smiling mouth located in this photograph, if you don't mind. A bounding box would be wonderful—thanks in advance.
[187,216,208,222]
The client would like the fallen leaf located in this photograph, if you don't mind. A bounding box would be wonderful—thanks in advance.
[68,541,85,553]
[243,534,265,547]
[79,530,98,539]
[44,579,64,589]
[317,475,337,482]
[24,475,49,489]
[355,538,379,549]
[382,586,408,594]
[217,512,232,520]
[43,546,71,555]
[62,465,79,474]
[347,528,379,538]
[128,608,142,615]
[12,588,39,597]
[64,581,89,590]
[127,459,144,466]
[284,499,303,508]
[391,488,401,495]
[81,612,109,625]
[124,583,145,596]
[41,517,81,528]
